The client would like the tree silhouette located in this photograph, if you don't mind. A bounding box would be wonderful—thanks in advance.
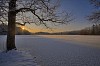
[88,0,100,23]
[0,0,72,51]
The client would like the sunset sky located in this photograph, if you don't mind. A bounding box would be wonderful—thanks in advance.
[25,0,95,33]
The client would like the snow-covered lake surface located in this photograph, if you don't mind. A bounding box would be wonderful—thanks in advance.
[0,35,100,66]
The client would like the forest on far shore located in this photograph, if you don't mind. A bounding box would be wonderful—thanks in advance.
[0,24,100,35]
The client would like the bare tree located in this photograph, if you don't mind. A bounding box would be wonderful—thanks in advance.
[0,0,72,51]
[88,0,100,23]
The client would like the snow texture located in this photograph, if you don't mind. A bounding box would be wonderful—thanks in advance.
[0,35,100,66]
[0,50,40,66]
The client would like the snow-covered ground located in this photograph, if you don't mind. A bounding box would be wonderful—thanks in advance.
[40,35,100,48]
[0,50,39,66]
[0,35,100,66]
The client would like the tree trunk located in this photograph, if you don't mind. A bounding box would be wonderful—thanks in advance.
[6,0,17,51]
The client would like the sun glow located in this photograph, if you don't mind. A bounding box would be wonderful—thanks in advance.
[20,25,66,33]
[22,26,25,30]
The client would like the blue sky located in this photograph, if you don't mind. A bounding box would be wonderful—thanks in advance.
[57,0,95,31]
[27,0,95,32]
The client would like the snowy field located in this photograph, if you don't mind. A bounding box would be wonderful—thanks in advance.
[0,35,100,66]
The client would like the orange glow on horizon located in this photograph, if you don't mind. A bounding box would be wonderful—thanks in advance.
[22,27,25,30]
[19,25,67,33]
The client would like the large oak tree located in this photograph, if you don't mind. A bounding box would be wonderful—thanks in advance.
[0,0,72,51]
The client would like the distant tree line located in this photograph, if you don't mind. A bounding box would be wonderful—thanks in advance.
[80,24,100,35]
[0,24,32,35]
[1,23,99,35]
[33,24,100,35]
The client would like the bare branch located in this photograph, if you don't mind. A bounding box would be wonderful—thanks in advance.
[88,0,100,23]
[0,0,73,29]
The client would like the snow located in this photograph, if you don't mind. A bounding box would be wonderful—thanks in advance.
[0,35,6,51]
[0,50,40,66]
[40,35,100,48]
[0,35,100,66]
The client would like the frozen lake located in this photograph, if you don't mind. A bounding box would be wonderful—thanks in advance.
[0,35,100,66]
